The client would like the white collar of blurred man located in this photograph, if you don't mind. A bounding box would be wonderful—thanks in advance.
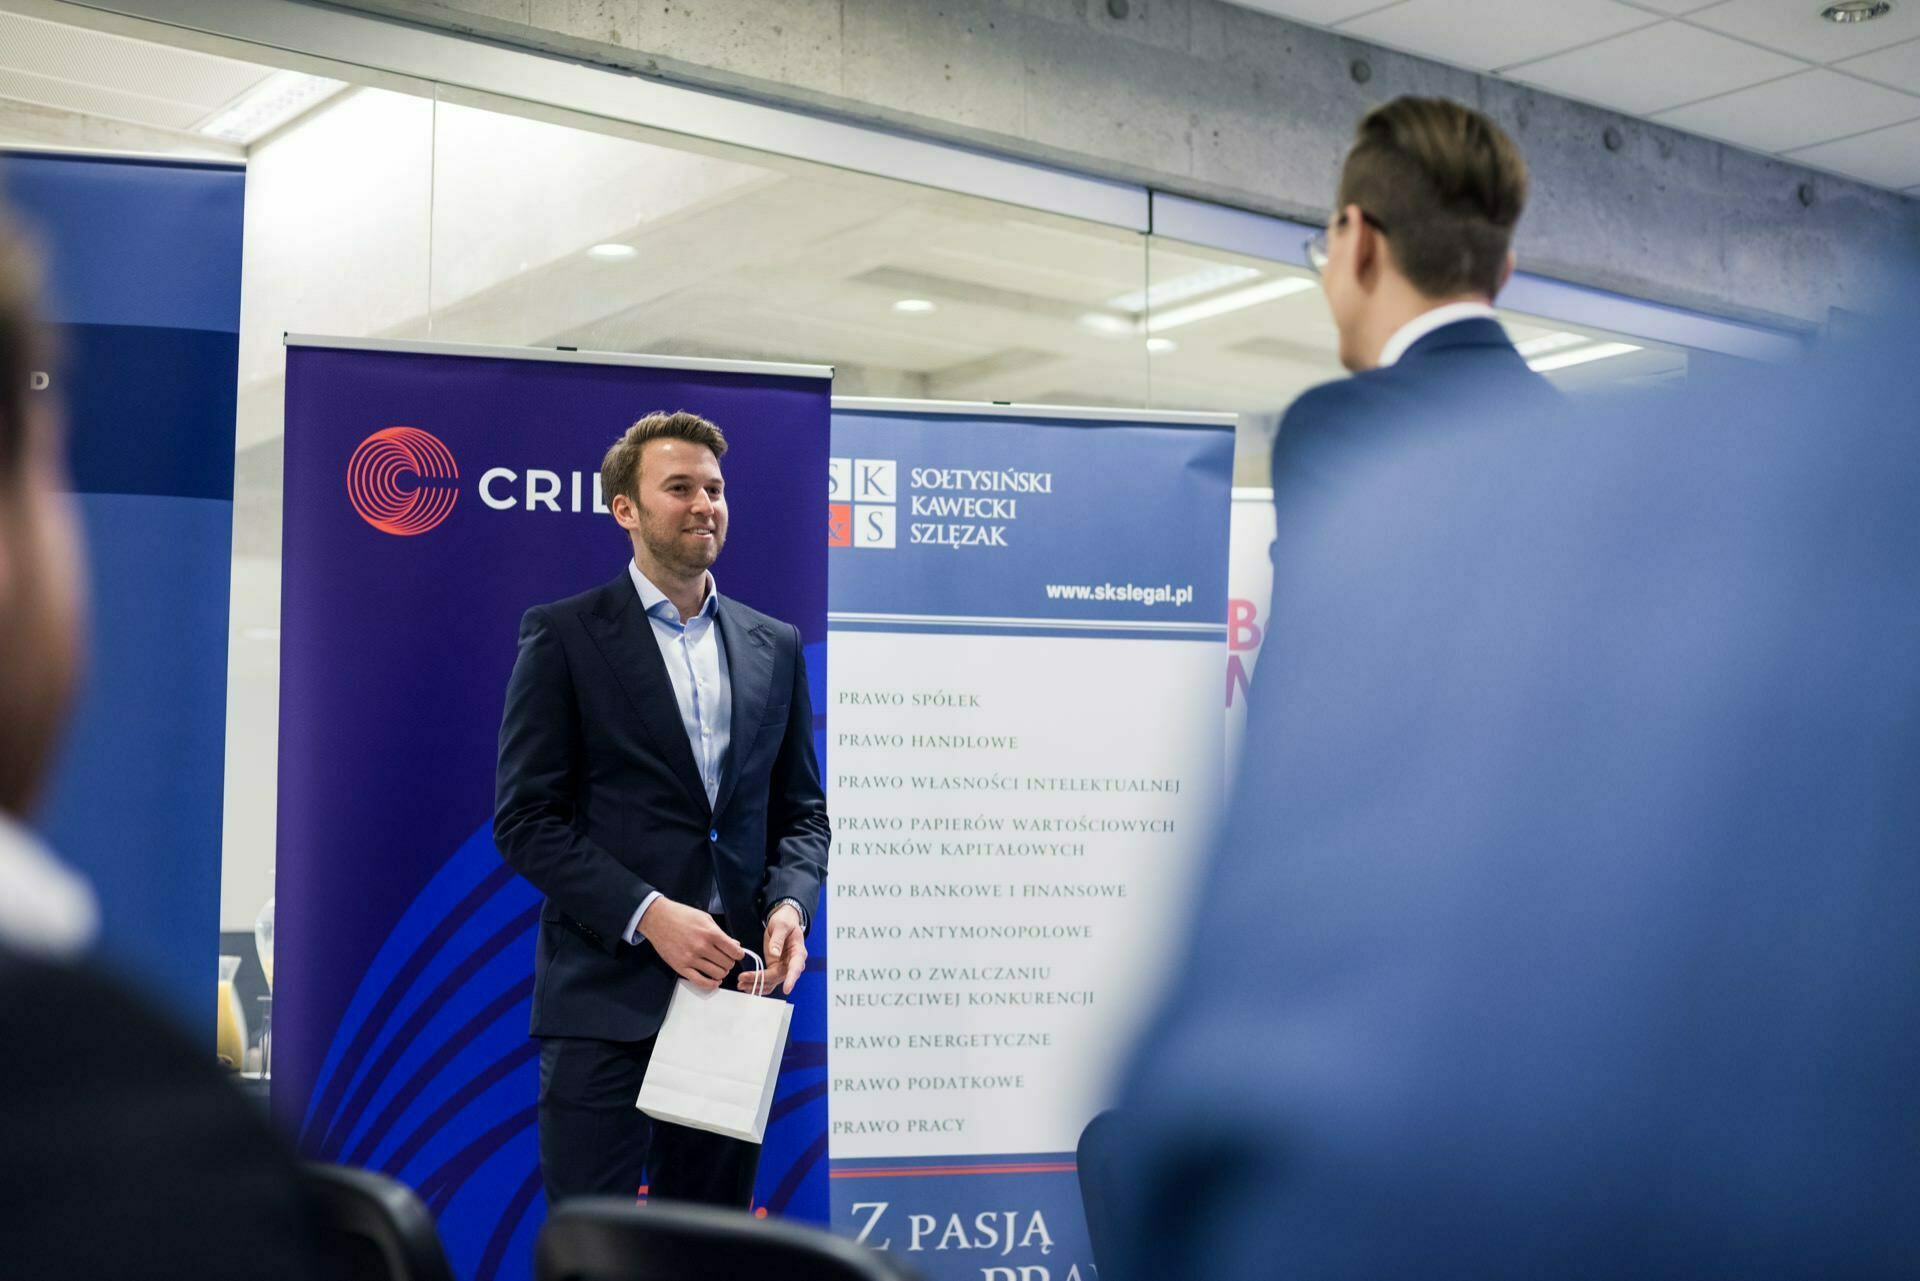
[0,812,97,959]
[1377,300,1499,368]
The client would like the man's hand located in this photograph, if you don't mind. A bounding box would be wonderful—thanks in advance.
[638,900,743,991]
[740,903,806,995]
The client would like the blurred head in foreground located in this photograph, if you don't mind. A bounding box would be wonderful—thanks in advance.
[1117,283,1920,1278]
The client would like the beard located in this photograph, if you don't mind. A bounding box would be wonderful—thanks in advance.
[638,504,724,578]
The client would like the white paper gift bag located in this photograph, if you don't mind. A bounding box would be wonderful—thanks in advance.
[636,954,792,1144]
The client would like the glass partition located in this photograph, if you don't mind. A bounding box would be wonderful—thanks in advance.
[0,0,1794,956]
[424,91,1150,405]
[0,20,1157,936]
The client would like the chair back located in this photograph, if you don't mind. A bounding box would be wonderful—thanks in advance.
[1077,1109,1135,1281]
[306,1163,457,1281]
[537,1197,916,1281]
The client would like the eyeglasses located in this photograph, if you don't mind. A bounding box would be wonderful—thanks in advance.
[1304,210,1389,275]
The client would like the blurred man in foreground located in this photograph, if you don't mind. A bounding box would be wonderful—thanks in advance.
[0,190,336,1278]
[1116,273,1920,1275]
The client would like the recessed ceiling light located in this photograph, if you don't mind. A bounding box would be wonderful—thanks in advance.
[1145,337,1178,354]
[1527,341,1641,372]
[893,298,937,313]
[587,243,638,261]
[1822,0,1891,22]
[1145,277,1318,332]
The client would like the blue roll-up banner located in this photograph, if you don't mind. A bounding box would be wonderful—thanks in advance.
[823,400,1234,1281]
[276,338,831,1281]
[4,151,243,1029]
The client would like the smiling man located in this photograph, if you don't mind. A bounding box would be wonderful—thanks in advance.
[494,409,829,1208]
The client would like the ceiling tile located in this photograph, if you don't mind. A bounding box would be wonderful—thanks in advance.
[0,66,208,130]
[1688,0,1920,62]
[1787,116,1920,185]
[1617,0,1725,13]
[1508,22,1806,113]
[1219,0,1411,25]
[1338,0,1658,71]
[1654,67,1920,150]
[1836,36,1920,92]
[0,11,262,109]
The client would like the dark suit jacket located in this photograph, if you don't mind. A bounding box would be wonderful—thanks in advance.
[0,948,338,1280]
[494,571,829,1041]
[1272,316,1557,501]
[1117,319,1920,1278]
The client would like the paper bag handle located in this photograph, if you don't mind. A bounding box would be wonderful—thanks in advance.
[742,948,767,997]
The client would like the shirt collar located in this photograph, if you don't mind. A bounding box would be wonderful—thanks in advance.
[0,811,98,959]
[1376,301,1499,369]
[629,559,718,626]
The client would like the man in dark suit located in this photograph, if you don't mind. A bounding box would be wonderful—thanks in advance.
[1277,96,1550,503]
[494,410,829,1208]
[0,188,337,1279]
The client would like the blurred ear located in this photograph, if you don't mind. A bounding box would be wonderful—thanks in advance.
[610,491,641,531]
[1349,205,1384,285]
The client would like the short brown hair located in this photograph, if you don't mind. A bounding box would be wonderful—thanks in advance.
[1336,96,1528,300]
[600,410,728,505]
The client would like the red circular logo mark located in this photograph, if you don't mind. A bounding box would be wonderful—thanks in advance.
[346,426,460,536]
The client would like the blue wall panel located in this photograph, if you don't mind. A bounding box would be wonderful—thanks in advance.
[38,494,235,1023]
[4,150,243,1031]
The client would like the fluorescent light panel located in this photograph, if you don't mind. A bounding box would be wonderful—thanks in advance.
[198,70,348,144]
[1107,264,1261,314]
[1146,277,1317,332]
[1528,341,1642,373]
[1077,312,1135,336]
[1513,330,1586,358]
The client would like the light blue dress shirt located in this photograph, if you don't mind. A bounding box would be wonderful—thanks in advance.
[621,562,807,949]
[624,561,729,943]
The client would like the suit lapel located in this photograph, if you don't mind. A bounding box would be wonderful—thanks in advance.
[579,573,710,816]
[712,599,774,820]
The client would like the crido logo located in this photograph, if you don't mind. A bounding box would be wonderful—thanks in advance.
[346,426,460,536]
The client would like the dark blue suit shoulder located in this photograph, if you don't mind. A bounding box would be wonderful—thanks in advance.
[1280,376,1385,433]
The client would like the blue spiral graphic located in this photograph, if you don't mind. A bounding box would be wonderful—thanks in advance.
[297,639,833,1278]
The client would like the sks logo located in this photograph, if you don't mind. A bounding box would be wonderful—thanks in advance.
[828,457,896,549]
[346,427,461,536]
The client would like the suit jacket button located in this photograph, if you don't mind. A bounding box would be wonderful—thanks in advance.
[709,829,719,842]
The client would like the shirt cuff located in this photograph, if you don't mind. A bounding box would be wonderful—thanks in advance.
[765,897,808,932]
[626,891,663,945]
